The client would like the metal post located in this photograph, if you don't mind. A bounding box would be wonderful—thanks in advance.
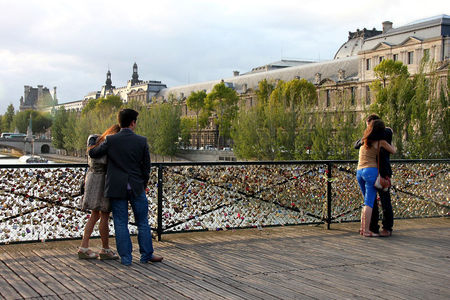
[327,162,332,230]
[157,165,163,241]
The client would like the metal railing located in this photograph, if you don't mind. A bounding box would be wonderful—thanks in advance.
[0,159,448,244]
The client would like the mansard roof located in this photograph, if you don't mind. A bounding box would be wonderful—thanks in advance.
[335,14,449,58]
[156,56,358,99]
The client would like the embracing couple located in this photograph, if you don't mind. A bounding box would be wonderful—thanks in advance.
[79,108,162,265]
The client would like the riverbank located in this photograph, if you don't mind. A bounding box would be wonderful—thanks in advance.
[40,153,87,163]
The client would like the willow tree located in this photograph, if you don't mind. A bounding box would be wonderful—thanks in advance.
[370,59,414,157]
[186,90,207,148]
[205,82,239,148]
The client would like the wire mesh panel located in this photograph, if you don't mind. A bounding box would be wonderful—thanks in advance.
[0,160,448,243]
[390,162,449,218]
[330,161,450,223]
[160,164,328,232]
[0,167,90,243]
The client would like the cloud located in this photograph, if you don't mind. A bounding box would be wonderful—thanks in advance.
[0,0,448,113]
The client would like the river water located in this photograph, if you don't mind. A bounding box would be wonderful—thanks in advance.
[0,154,55,164]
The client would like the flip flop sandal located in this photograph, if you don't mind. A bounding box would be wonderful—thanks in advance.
[99,248,119,260]
[78,247,98,259]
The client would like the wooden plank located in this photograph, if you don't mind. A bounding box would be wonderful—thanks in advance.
[0,252,41,298]
[13,250,72,296]
[166,280,225,299]
[137,282,192,299]
[0,272,23,300]
[30,249,87,294]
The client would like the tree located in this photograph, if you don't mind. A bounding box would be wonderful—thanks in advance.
[52,107,68,149]
[180,117,195,148]
[2,104,15,132]
[373,59,409,88]
[12,110,52,134]
[370,60,414,157]
[139,104,181,157]
[186,90,206,148]
[205,82,239,148]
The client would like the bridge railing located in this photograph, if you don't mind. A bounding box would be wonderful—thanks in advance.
[0,159,448,244]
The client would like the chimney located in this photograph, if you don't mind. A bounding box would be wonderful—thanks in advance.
[53,87,57,104]
[382,21,393,34]
[338,69,345,81]
[315,73,322,84]
[233,70,240,77]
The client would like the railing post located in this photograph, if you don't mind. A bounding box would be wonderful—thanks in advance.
[327,162,332,230]
[157,165,163,241]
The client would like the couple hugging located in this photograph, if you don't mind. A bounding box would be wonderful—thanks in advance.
[78,108,163,266]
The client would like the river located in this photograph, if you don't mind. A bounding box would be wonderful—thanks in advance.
[0,154,55,164]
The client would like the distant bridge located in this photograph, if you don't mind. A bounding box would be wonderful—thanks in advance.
[0,137,55,154]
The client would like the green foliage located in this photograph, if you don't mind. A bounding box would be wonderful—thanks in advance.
[186,90,207,148]
[12,110,52,134]
[180,117,196,147]
[52,107,68,149]
[373,59,409,88]
[256,79,275,105]
[205,82,239,147]
[139,104,181,157]
[2,104,15,132]
[82,95,122,115]
[232,78,320,160]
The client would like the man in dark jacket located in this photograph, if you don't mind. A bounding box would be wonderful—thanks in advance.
[355,114,393,237]
[89,109,163,265]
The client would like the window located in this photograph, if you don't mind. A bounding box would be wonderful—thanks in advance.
[423,49,430,62]
[393,54,398,61]
[366,86,371,105]
[366,58,371,70]
[350,87,356,106]
[379,56,384,63]
[326,90,331,107]
[408,51,414,64]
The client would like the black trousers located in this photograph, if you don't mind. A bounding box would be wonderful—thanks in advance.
[370,188,394,233]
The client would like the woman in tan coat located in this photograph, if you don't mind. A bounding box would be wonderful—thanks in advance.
[78,124,120,259]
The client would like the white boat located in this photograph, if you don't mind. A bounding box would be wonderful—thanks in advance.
[18,155,48,164]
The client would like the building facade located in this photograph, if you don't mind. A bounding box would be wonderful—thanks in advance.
[19,85,57,112]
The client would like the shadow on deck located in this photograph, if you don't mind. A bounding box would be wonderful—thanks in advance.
[0,218,449,299]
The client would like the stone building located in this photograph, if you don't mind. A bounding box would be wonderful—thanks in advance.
[154,14,449,147]
[84,63,167,104]
[19,85,57,111]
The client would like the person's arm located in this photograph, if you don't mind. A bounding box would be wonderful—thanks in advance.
[380,140,396,154]
[89,138,109,158]
[354,138,362,149]
[141,139,151,186]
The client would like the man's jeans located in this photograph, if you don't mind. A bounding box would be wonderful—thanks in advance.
[370,188,394,233]
[110,192,154,265]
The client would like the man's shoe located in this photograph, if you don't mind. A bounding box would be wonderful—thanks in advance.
[142,255,163,263]
[379,229,392,237]
[150,255,163,262]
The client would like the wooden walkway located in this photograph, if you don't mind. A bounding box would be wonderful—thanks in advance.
[0,218,448,299]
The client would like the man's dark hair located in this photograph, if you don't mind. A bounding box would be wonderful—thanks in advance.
[118,109,139,128]
[366,114,380,123]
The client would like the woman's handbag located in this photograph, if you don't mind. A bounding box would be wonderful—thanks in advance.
[374,145,391,190]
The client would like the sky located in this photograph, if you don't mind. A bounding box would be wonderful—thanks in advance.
[0,0,448,113]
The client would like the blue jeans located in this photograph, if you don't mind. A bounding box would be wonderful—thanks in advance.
[110,192,154,265]
[356,167,378,208]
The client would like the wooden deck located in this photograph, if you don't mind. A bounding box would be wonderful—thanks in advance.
[0,218,448,299]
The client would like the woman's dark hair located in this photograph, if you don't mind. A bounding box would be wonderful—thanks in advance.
[118,108,139,128]
[362,119,385,148]
[87,124,120,152]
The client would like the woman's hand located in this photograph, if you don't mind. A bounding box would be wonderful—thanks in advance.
[380,140,396,154]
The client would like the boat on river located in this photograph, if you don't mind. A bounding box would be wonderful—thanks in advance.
[18,155,48,163]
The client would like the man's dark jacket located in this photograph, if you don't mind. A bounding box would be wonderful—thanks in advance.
[354,128,392,177]
[89,128,151,198]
